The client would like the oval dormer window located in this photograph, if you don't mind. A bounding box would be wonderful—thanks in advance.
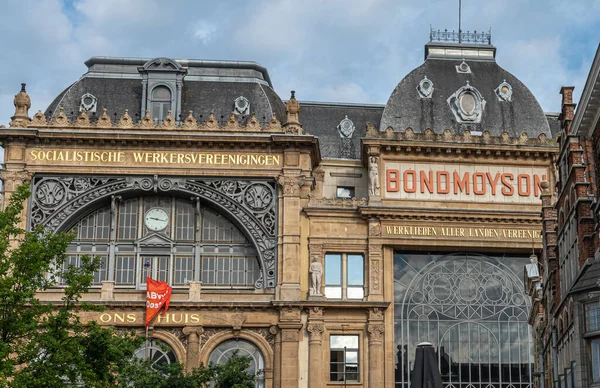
[460,92,476,115]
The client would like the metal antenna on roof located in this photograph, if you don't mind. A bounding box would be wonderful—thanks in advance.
[458,0,462,43]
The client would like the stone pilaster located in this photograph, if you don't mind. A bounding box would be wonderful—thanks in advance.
[278,307,302,387]
[307,307,325,388]
[367,243,383,301]
[368,308,385,387]
[182,326,203,373]
[277,174,306,300]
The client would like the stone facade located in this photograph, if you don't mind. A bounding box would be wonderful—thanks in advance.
[0,36,563,388]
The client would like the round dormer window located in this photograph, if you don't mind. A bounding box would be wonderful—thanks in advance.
[459,92,476,115]
[234,96,250,114]
[422,81,431,90]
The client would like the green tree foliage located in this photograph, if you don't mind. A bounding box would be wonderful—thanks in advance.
[0,183,261,387]
[0,183,142,387]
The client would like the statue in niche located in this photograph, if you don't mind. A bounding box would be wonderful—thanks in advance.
[309,256,323,296]
[369,155,380,196]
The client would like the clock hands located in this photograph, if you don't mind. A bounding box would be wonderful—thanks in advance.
[149,217,167,222]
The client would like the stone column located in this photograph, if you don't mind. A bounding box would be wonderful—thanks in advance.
[307,306,325,388]
[368,308,385,387]
[182,326,203,373]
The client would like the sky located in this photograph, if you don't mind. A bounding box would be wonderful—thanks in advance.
[0,0,598,126]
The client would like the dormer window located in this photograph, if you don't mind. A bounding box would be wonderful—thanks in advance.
[139,57,187,124]
[151,86,172,122]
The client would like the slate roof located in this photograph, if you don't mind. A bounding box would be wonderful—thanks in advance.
[570,261,600,294]
[45,57,285,127]
[380,53,552,139]
[300,102,383,160]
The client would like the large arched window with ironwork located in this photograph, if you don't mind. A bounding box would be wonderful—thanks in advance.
[60,195,260,289]
[134,339,177,368]
[393,252,533,388]
[208,339,265,388]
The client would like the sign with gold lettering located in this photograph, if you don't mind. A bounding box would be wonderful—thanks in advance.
[97,312,201,325]
[26,148,281,168]
[384,162,547,203]
[384,224,541,241]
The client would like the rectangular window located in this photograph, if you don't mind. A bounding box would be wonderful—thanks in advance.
[330,335,359,382]
[115,256,136,285]
[325,253,364,300]
[173,256,194,285]
[336,186,355,199]
[118,198,138,240]
[175,199,194,241]
[587,303,600,332]
[93,256,108,284]
[591,338,600,383]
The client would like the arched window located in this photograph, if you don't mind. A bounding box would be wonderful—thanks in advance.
[134,339,177,369]
[208,339,264,388]
[393,252,533,388]
[64,196,260,289]
[151,86,172,122]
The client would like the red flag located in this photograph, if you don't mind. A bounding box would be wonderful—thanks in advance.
[145,277,172,327]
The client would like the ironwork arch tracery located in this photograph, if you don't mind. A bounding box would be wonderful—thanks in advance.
[394,252,533,388]
[29,175,277,289]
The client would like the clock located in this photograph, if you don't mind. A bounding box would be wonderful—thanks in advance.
[144,208,169,231]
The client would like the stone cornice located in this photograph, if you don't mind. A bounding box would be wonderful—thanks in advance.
[358,206,542,223]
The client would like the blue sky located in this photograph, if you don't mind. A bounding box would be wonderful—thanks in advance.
[0,0,598,126]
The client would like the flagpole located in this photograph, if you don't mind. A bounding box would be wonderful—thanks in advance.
[144,259,151,360]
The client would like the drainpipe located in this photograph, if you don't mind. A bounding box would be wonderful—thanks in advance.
[552,328,559,388]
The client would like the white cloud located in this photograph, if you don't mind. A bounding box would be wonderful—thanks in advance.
[191,21,217,44]
[0,0,598,127]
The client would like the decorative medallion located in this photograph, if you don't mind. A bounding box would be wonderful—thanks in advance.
[234,96,250,115]
[456,60,471,74]
[495,79,513,102]
[417,76,434,98]
[447,81,486,123]
[79,93,97,113]
[337,115,355,138]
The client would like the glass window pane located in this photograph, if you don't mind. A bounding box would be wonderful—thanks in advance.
[588,303,600,332]
[325,254,341,285]
[347,254,363,286]
[325,286,342,299]
[347,287,364,300]
[152,86,171,100]
[330,335,359,349]
[592,339,600,382]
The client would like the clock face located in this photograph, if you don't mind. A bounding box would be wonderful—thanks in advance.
[144,208,169,231]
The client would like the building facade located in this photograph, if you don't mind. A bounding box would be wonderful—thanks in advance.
[1,33,559,388]
[526,44,600,388]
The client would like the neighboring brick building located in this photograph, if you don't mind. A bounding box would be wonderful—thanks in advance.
[527,44,600,388]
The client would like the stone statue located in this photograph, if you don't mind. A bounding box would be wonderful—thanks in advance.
[369,155,380,196]
[309,256,323,296]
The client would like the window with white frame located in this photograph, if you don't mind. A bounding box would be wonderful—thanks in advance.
[324,253,364,300]
[330,335,359,382]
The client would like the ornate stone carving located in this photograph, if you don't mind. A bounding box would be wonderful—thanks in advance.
[140,110,154,128]
[0,170,32,191]
[118,109,133,128]
[53,107,69,126]
[307,323,325,341]
[447,81,486,123]
[367,324,385,342]
[368,155,380,196]
[75,110,91,127]
[96,108,112,128]
[284,90,302,134]
[368,308,384,321]
[79,93,97,113]
[279,307,301,322]
[371,260,380,291]
[246,113,261,131]
[225,112,240,130]
[230,313,246,333]
[307,306,323,320]
[29,175,278,289]
[369,219,381,237]
[183,326,204,336]
[31,110,47,126]
[337,115,355,138]
[267,112,282,132]
[417,76,434,98]
[10,83,31,127]
[182,110,197,129]
[307,196,367,208]
[495,79,513,102]
[309,257,323,296]
[281,329,299,342]
[277,175,306,196]
[161,110,176,129]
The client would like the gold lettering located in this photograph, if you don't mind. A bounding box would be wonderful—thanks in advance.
[30,150,38,161]
[114,313,125,323]
[100,313,111,323]
[157,314,169,324]
[171,314,183,323]
[127,313,136,323]
[118,152,125,163]
[190,314,200,323]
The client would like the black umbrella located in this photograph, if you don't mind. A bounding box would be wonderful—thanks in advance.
[411,342,443,388]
